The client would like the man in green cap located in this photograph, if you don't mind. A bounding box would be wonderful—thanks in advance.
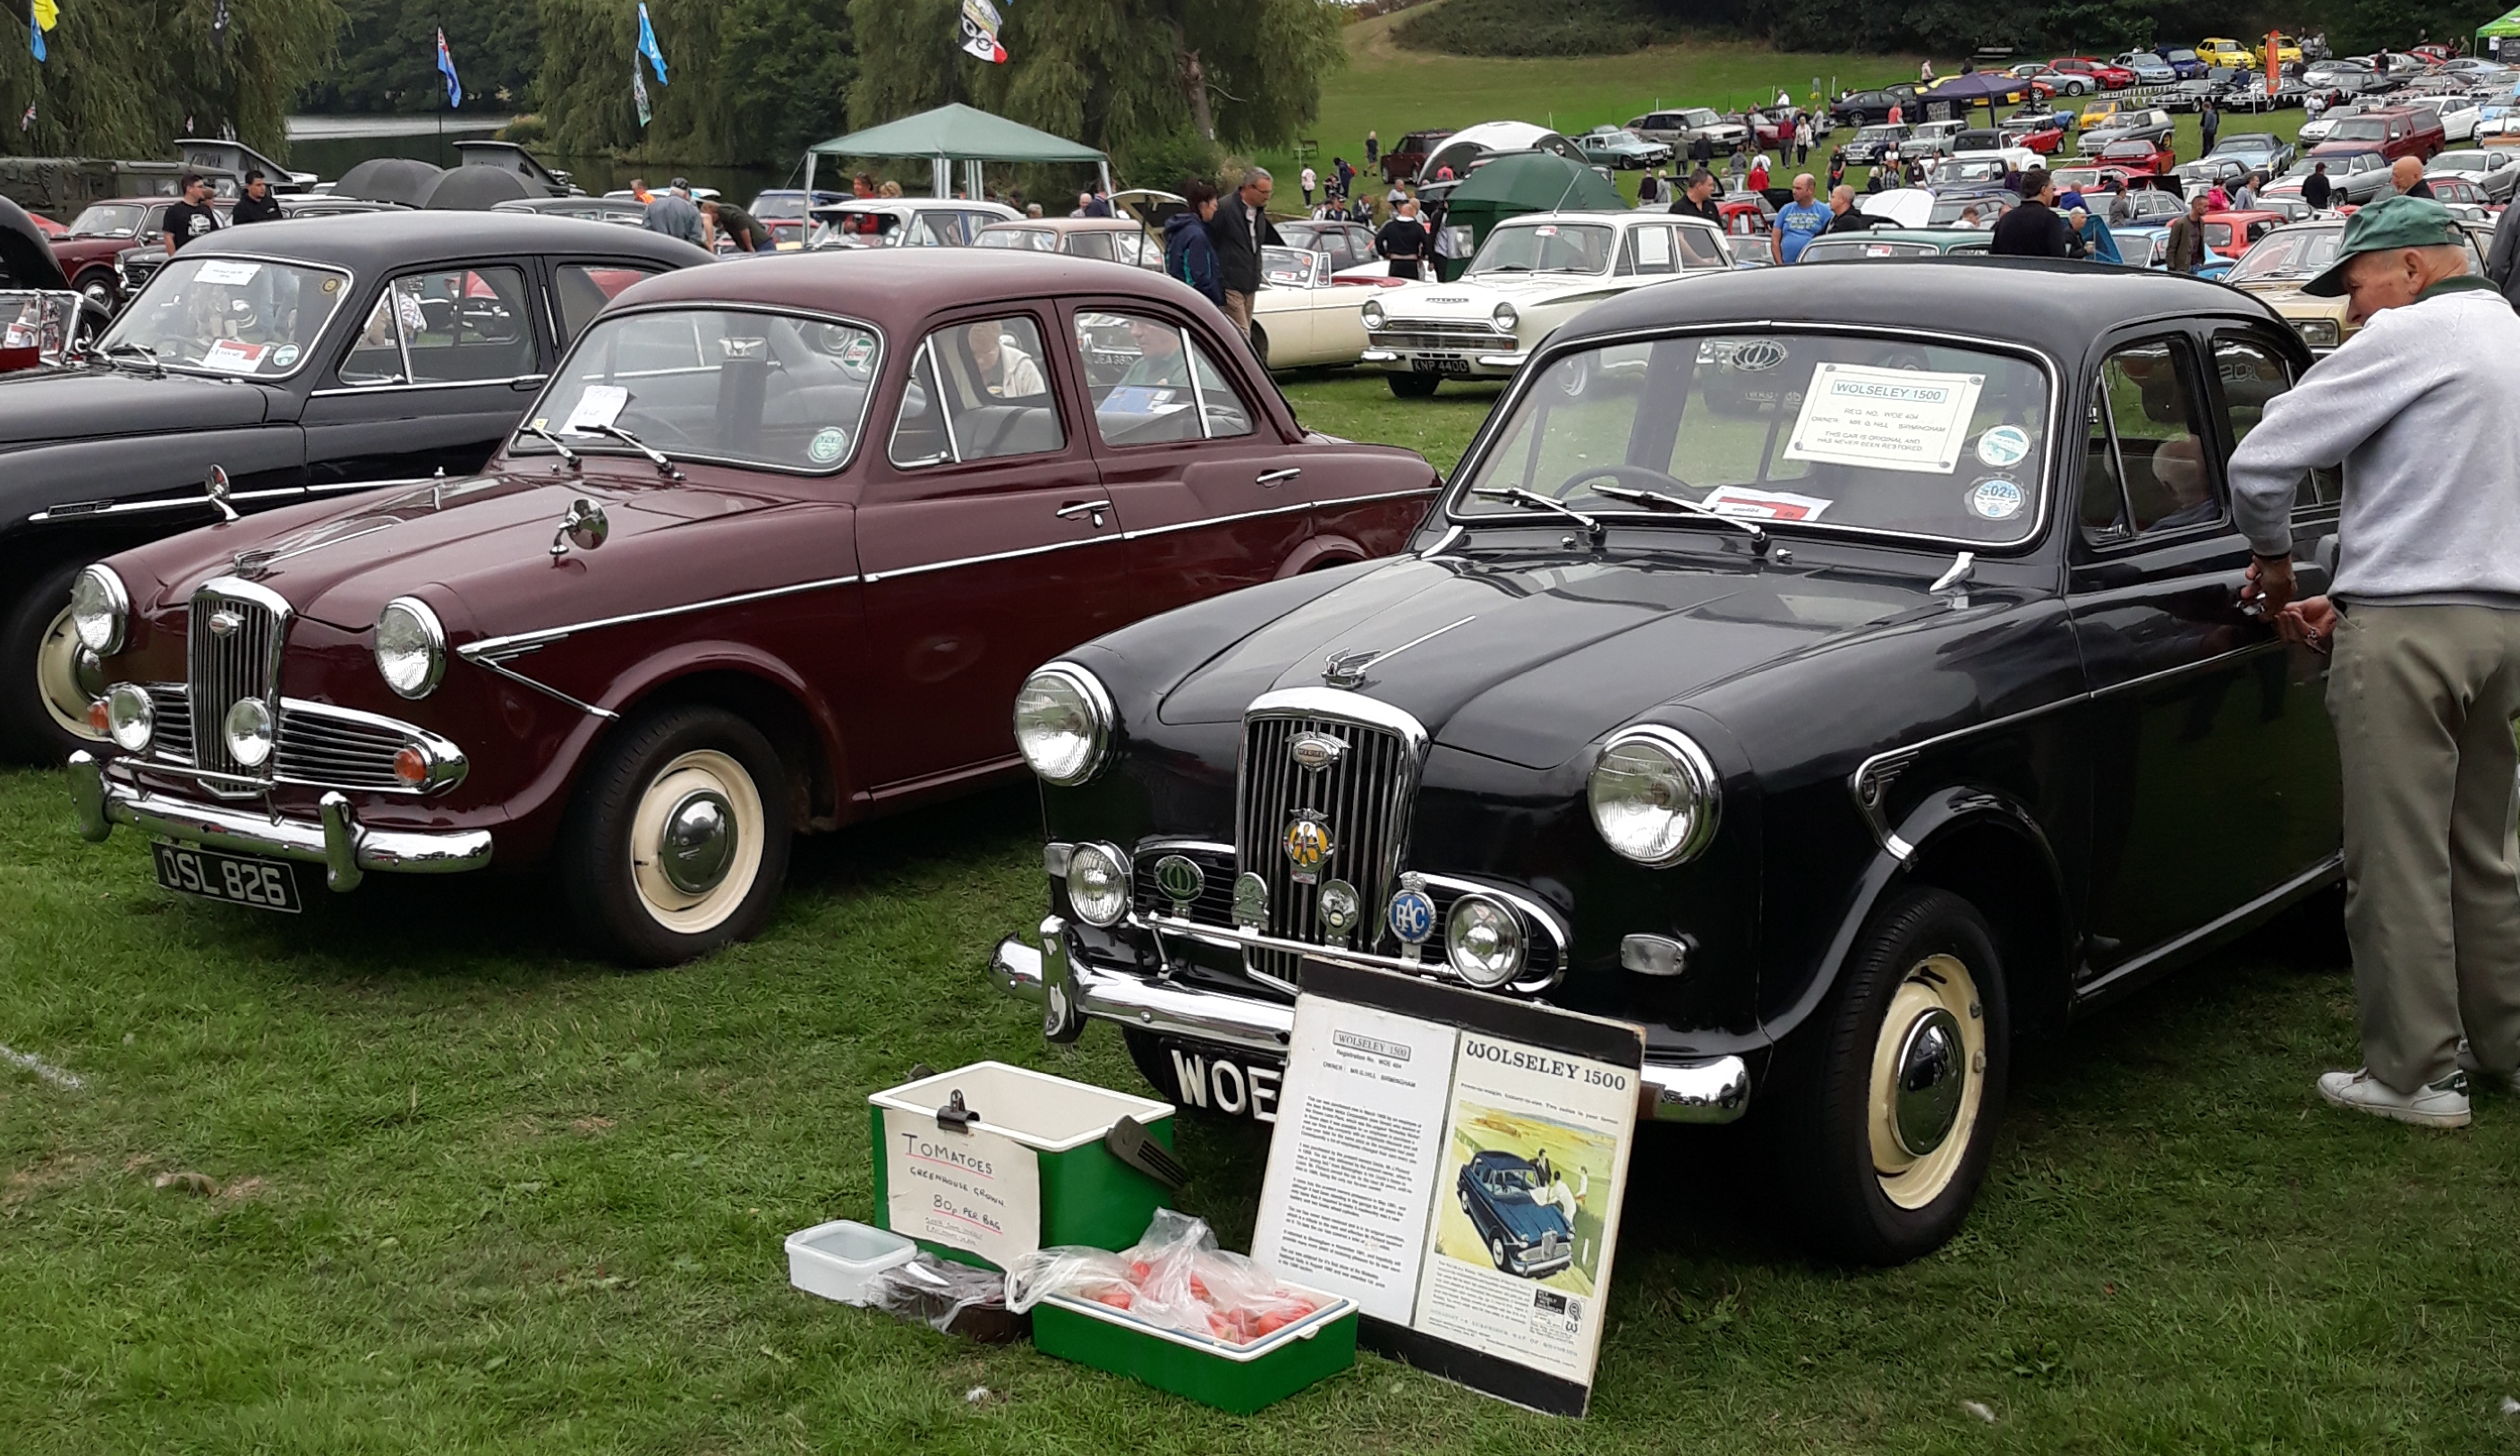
[2233,196,2520,1129]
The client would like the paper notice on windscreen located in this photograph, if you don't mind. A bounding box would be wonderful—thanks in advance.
[1783,362,1985,473]
[1700,486,1832,521]
[197,338,269,374]
[193,260,261,285]
[563,384,629,435]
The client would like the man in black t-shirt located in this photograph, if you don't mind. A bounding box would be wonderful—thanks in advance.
[1668,168,1724,226]
[701,199,766,251]
[1375,198,1431,279]
[231,171,285,225]
[1990,169,2074,258]
[163,175,223,255]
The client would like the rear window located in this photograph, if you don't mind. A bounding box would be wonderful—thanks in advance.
[2328,119,2388,142]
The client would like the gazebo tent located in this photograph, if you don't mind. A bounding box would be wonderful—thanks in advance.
[1433,151,1623,280]
[804,103,1111,205]
[2481,4,2520,60]
[1917,71,2034,123]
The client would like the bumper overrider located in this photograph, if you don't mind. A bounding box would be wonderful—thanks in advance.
[989,915,1752,1125]
[69,752,492,893]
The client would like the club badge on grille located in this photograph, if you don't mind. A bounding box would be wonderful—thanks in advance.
[1153,853,1205,914]
[1231,872,1269,930]
[1318,878,1361,944]
[1281,811,1333,885]
[1386,873,1435,963]
[1288,731,1347,771]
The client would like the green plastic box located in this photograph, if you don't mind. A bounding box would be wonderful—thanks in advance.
[869,1061,1176,1271]
[1031,1285,1359,1414]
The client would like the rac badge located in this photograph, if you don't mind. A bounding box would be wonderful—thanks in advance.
[1387,873,1436,963]
[1281,812,1333,886]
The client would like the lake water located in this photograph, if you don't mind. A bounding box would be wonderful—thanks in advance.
[283,115,793,208]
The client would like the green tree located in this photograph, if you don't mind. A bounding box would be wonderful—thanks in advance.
[0,0,340,159]
[300,0,541,114]
[535,0,851,166]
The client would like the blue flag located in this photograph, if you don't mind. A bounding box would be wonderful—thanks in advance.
[635,3,668,86]
[30,3,45,61]
[435,27,461,107]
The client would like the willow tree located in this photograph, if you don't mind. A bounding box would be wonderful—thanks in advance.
[0,0,340,159]
[536,0,854,166]
[846,0,1344,177]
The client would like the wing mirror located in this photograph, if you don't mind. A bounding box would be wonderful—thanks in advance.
[550,497,608,558]
[204,464,238,523]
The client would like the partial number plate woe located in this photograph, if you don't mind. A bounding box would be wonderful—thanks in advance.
[152,840,302,914]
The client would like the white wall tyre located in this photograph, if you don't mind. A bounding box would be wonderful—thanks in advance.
[0,560,107,762]
[1776,885,2009,1264]
[560,704,792,966]
[1489,1236,1510,1272]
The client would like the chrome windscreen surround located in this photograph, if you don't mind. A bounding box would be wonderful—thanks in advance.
[185,575,292,797]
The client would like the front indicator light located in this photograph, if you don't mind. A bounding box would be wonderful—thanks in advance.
[393,746,428,785]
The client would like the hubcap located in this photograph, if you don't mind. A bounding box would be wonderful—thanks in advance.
[1891,1008,1966,1156]
[657,788,737,894]
[36,603,106,742]
[1866,952,1988,1211]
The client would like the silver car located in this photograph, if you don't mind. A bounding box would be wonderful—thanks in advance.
[2429,146,2520,200]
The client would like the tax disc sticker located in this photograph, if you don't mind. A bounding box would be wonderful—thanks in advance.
[1967,476,2024,521]
[321,277,340,293]
[808,427,847,464]
[272,345,300,368]
[1976,424,2030,468]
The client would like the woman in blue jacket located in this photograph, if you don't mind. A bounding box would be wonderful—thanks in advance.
[1164,180,1225,308]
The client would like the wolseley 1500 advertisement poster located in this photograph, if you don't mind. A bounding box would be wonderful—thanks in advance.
[1251,961,1643,1416]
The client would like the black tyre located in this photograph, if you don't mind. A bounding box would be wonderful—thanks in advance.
[0,558,108,763]
[558,704,791,966]
[1775,885,2009,1264]
[1387,371,1441,399]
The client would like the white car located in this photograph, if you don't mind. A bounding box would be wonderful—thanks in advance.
[1931,148,2040,189]
[1249,246,1388,370]
[2405,94,2482,141]
[2429,146,2520,200]
[805,199,1022,248]
[1358,210,1730,396]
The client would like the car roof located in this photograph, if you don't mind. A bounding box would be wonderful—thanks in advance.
[1802,228,1984,246]
[176,209,709,268]
[607,248,1219,327]
[1559,259,2281,358]
[979,217,1148,234]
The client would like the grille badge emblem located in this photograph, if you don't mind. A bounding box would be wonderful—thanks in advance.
[1318,879,1362,943]
[1154,854,1205,913]
[1231,872,1269,930]
[1386,873,1436,964]
[207,609,243,638]
[1281,811,1332,885]
[1289,731,1347,771]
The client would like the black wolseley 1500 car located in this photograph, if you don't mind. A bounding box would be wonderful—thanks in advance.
[992,260,2347,1263]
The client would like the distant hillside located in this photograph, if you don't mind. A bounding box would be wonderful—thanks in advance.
[1391,0,1689,58]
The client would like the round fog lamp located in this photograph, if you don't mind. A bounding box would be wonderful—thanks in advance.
[223,696,275,768]
[105,683,153,752]
[1064,841,1130,928]
[1446,895,1525,988]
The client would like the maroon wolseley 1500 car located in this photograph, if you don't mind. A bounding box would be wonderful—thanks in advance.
[66,251,1440,962]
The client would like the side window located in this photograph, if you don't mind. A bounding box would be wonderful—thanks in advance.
[1067,231,1115,262]
[338,286,416,385]
[911,211,963,247]
[554,263,663,345]
[343,267,536,385]
[1073,311,1254,447]
[1620,225,1677,276]
[1673,224,1726,269]
[2084,338,2217,541]
[889,314,1065,467]
[2211,333,2340,512]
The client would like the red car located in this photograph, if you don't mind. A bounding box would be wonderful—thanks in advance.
[2311,106,2447,166]
[2048,56,2137,90]
[65,252,1443,964]
[2000,121,2068,154]
[2095,138,2176,175]
[1718,195,1774,234]
[2200,209,2286,260]
[47,196,229,309]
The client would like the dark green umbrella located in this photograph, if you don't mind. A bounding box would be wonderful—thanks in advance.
[1435,151,1626,279]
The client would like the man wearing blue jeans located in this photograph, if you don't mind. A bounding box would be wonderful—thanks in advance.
[1772,174,1830,264]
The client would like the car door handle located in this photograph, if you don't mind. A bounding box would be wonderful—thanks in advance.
[1055,498,1112,527]
[508,374,549,392]
[1256,467,1301,487]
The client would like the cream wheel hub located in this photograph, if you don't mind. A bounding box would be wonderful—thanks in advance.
[1867,952,1986,1211]
[36,602,106,741]
[629,750,762,934]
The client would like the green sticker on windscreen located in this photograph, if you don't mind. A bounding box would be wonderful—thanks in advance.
[808,427,847,464]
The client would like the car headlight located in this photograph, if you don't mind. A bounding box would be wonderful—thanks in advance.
[224,696,274,768]
[374,597,447,699]
[1492,302,1519,332]
[1360,298,1385,330]
[103,682,152,752]
[1588,726,1722,866]
[1012,662,1112,786]
[1064,841,1130,928]
[71,565,128,654]
[1446,895,1525,988]
[2294,317,2339,347]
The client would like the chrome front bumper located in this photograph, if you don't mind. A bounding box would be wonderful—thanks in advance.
[68,752,494,893]
[989,918,1751,1124]
[1358,347,1529,373]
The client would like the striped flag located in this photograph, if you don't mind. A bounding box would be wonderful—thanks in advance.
[436,27,461,107]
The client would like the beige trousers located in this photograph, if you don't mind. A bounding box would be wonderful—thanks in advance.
[2328,603,2520,1090]
[1222,290,1255,337]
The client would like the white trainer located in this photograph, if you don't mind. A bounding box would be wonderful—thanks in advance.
[2317,1069,2471,1128]
[2454,1041,2520,1094]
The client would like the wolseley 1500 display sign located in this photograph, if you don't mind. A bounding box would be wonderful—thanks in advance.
[1252,962,1642,1416]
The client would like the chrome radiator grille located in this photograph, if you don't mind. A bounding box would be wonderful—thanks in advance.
[146,684,193,764]
[1233,697,1426,984]
[1370,320,1506,354]
[274,708,418,792]
[185,580,289,791]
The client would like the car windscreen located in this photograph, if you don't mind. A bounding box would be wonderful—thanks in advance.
[975,227,1060,251]
[1801,239,1943,260]
[2434,150,2490,170]
[1454,331,2052,547]
[2327,118,2390,142]
[520,308,882,473]
[1928,194,2013,224]
[98,255,350,379]
[1467,222,1613,277]
[2226,226,2344,280]
[67,202,149,237]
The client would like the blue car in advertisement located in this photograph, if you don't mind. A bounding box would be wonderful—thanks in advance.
[1457,1150,1576,1279]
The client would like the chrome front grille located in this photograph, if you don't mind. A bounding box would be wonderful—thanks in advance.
[1371,320,1507,354]
[1131,840,1238,925]
[146,684,193,764]
[186,578,290,793]
[138,683,455,796]
[1233,693,1428,985]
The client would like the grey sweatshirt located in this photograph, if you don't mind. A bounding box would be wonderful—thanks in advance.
[2229,280,2520,607]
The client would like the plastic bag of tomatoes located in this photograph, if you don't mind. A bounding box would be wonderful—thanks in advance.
[1005,1210,1322,1345]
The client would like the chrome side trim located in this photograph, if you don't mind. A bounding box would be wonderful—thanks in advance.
[464,652,618,719]
[2076,852,2343,1004]
[308,376,546,398]
[856,487,1439,586]
[459,571,867,661]
[28,478,425,524]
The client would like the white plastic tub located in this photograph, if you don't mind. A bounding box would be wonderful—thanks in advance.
[786,1218,917,1305]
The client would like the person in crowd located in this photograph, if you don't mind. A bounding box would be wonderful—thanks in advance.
[1748,155,1770,192]
[2391,157,2431,198]
[701,198,765,252]
[1920,58,1936,82]
[1364,130,1380,168]
[2303,161,2335,211]
[1690,130,1715,169]
[627,177,655,204]
[1208,167,1282,339]
[2306,89,2328,124]
[2201,98,2221,154]
[163,173,221,255]
[1793,115,1814,165]
[2205,177,2230,211]
[2069,203,2124,262]
[1823,183,1872,234]
[2232,172,2258,211]
[1826,149,1846,191]
[1163,179,1225,308]
[1772,173,1830,263]
[231,170,283,225]
[1113,313,1194,389]
[1026,202,1044,218]
[1879,142,1901,183]
[1375,196,1431,279]
[1299,164,1316,206]
[1990,167,2074,256]
[643,178,704,246]
[2489,183,2520,305]
[2105,175,2136,225]
[1637,168,1663,206]
[1669,167,1723,226]
[2233,196,2520,1129]
[966,319,1046,397]
[1887,99,1903,125]
[1862,166,1886,194]
[1958,203,1984,228]
[1726,144,1749,186]
[2165,191,2210,272]
[878,180,903,198]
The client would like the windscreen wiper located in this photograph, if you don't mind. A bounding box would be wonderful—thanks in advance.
[1469,485,1604,546]
[583,422,683,480]
[518,424,580,468]
[100,341,164,377]
[1587,482,1770,554]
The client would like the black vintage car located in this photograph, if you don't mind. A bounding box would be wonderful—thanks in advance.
[0,212,709,758]
[990,260,2345,1264]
